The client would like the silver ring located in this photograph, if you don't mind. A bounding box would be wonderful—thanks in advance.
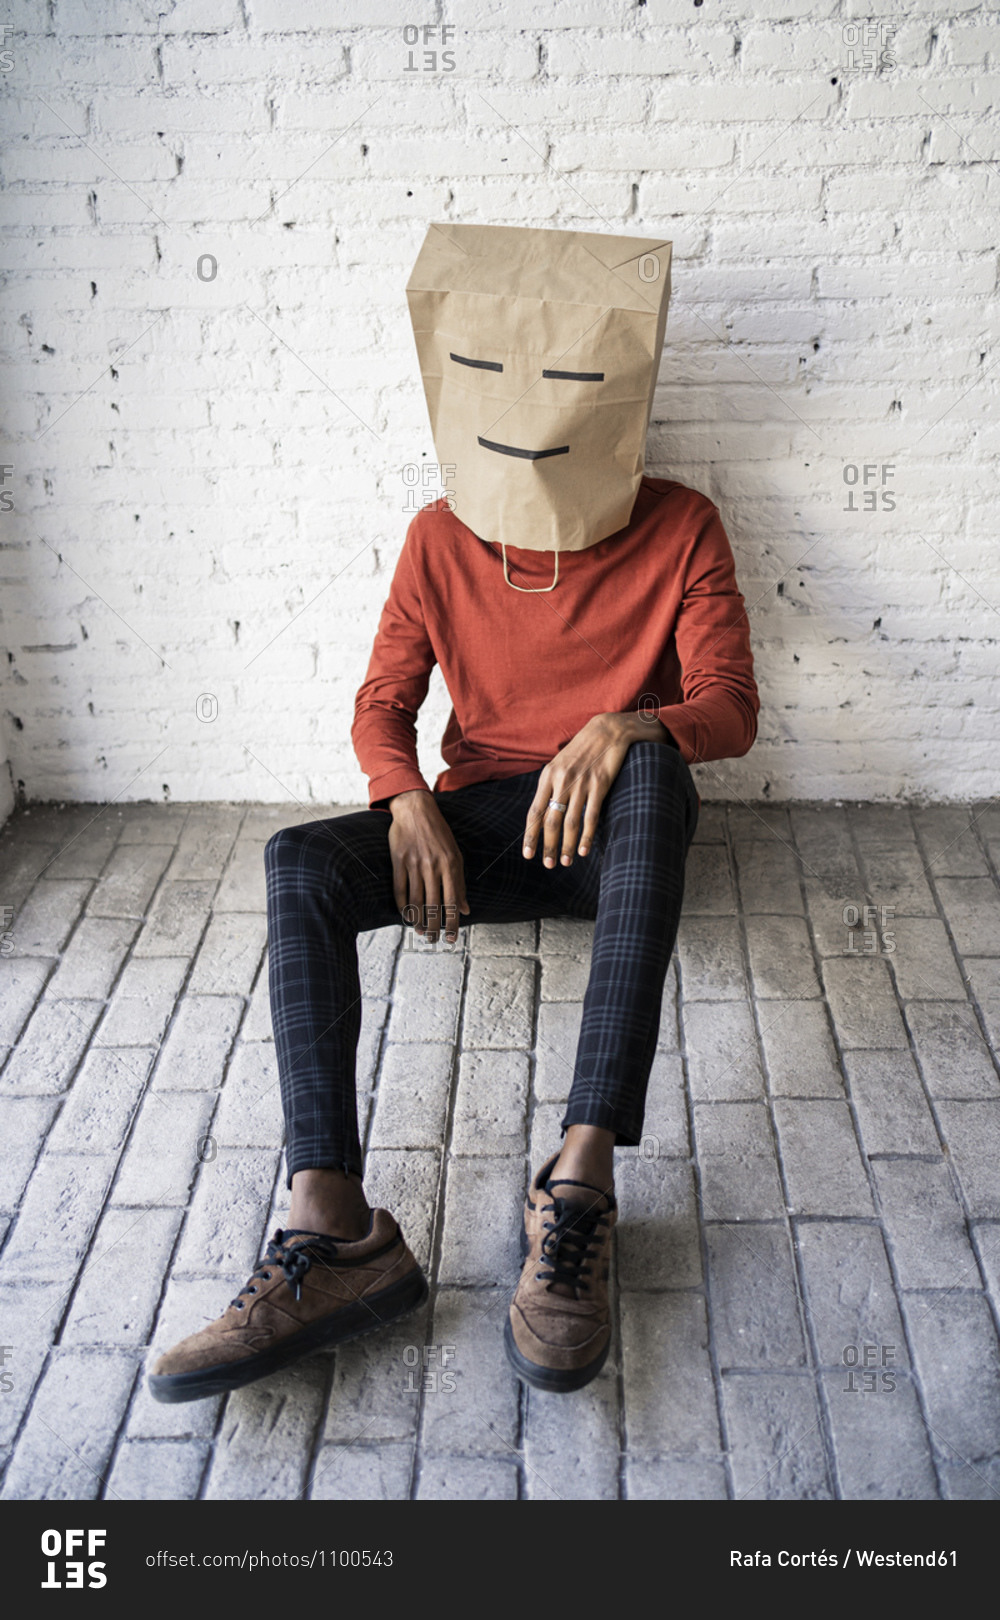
[547,799,568,813]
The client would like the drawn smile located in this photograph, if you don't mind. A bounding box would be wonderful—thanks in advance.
[477,436,570,461]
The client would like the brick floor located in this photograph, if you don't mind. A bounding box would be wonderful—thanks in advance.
[0,797,998,1501]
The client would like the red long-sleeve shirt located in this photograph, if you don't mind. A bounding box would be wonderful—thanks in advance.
[352,476,759,809]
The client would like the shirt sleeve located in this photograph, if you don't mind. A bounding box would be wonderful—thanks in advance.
[351,522,437,810]
[653,502,760,765]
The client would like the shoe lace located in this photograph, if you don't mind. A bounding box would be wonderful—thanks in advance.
[230,1228,341,1308]
[536,1198,609,1296]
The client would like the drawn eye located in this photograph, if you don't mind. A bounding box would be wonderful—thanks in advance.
[542,369,604,381]
[450,352,503,372]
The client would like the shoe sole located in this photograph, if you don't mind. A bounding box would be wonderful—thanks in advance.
[504,1316,610,1394]
[148,1265,429,1404]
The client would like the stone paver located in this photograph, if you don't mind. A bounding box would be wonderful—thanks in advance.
[683,999,765,1100]
[723,1373,831,1499]
[705,1222,805,1369]
[0,798,997,1502]
[773,1099,875,1217]
[9,880,92,956]
[451,1049,529,1157]
[0,1349,138,1501]
[905,1002,999,1099]
[86,843,173,919]
[759,999,845,1097]
[902,1294,1000,1461]
[0,995,102,1095]
[368,1042,453,1151]
[872,1159,976,1291]
[93,956,188,1048]
[795,1222,908,1370]
[133,881,215,959]
[621,1292,719,1456]
[843,1048,941,1156]
[46,917,139,999]
[204,1360,327,1501]
[821,1368,937,1501]
[188,915,266,997]
[0,1097,60,1211]
[106,1439,210,1500]
[151,994,243,1090]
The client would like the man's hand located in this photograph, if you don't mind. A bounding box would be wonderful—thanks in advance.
[387,789,470,943]
[523,712,670,868]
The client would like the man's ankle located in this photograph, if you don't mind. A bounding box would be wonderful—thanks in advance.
[289,1167,371,1241]
[549,1124,616,1197]
[547,1156,614,1200]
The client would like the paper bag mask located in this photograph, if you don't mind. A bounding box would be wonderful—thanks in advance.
[406,222,672,590]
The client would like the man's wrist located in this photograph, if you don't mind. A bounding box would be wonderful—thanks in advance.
[612,710,671,745]
[387,788,434,816]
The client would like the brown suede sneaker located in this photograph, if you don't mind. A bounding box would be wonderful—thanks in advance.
[148,1210,427,1404]
[505,1153,617,1394]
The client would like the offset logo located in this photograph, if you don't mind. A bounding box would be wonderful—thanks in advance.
[41,1529,107,1589]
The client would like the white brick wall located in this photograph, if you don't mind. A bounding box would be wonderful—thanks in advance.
[1,2,998,812]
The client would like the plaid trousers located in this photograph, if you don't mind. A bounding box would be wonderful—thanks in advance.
[264,738,700,1183]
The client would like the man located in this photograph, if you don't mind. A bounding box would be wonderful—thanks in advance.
[149,223,758,1404]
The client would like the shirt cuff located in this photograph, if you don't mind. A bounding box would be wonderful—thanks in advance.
[367,766,433,812]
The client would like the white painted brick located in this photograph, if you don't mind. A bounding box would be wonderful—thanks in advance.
[943,21,1000,68]
[655,80,838,122]
[276,86,461,131]
[740,23,860,72]
[847,75,1000,120]
[254,0,423,23]
[546,28,734,76]
[350,29,539,80]
[160,38,348,86]
[92,91,271,137]
[3,142,180,185]
[57,0,243,33]
[554,129,735,171]
[11,40,159,86]
[1,14,997,810]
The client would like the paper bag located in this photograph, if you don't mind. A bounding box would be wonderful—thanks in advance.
[405,222,672,580]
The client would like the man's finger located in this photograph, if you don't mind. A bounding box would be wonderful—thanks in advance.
[392,856,408,917]
[421,865,442,942]
[578,791,605,857]
[449,849,471,916]
[441,871,462,942]
[559,788,587,865]
[542,794,568,868]
[405,861,424,933]
[523,786,550,858]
